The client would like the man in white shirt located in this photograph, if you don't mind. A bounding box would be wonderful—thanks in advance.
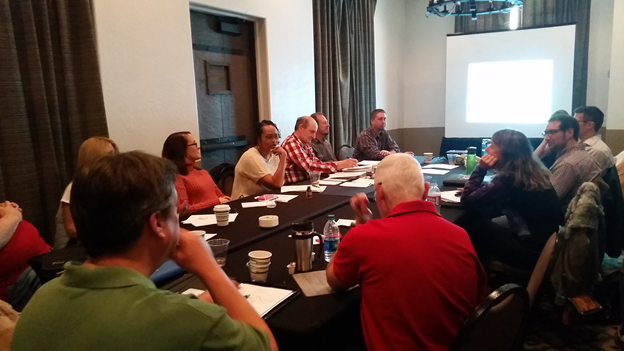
[574,106,614,172]
[231,121,286,199]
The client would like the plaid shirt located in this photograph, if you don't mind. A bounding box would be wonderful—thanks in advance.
[282,133,338,184]
[353,127,400,161]
[551,143,602,209]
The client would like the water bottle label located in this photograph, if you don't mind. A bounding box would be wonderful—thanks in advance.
[324,237,340,252]
[427,195,441,206]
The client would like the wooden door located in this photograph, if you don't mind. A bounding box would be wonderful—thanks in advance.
[190,11,258,171]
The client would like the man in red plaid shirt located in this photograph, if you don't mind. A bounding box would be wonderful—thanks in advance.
[282,116,357,184]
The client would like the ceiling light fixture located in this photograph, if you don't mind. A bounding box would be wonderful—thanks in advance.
[426,0,523,21]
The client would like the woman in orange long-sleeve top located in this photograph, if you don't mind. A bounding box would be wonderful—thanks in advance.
[162,132,230,213]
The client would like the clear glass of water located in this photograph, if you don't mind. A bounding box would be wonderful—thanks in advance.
[207,238,230,267]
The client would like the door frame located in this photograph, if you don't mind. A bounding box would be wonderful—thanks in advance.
[189,3,270,123]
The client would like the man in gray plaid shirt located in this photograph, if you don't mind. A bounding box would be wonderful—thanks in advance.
[535,114,601,210]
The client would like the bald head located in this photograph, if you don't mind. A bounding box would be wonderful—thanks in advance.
[294,116,317,144]
[375,154,426,208]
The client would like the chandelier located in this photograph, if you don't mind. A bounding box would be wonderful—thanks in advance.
[426,0,523,20]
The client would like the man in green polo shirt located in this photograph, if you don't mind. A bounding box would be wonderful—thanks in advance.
[12,152,277,351]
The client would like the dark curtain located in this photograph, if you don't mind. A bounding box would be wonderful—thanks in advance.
[0,0,108,244]
[313,0,377,150]
[455,0,591,111]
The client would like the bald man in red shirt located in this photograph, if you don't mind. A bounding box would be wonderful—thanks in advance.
[327,154,487,351]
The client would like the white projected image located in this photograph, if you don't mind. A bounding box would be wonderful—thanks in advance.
[466,60,554,124]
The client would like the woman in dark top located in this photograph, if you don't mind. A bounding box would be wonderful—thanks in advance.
[458,129,563,270]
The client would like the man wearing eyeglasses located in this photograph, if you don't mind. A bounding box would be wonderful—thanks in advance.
[574,106,614,172]
[535,114,601,209]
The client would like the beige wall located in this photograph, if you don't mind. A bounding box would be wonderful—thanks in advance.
[93,0,315,155]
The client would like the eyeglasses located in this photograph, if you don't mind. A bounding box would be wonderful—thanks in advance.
[542,129,562,136]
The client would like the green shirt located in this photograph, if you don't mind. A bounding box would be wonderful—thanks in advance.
[12,262,270,351]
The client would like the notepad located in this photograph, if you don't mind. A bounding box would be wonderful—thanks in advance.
[182,284,297,318]
[421,169,450,175]
[358,160,380,166]
[422,164,459,170]
[441,190,461,203]
[336,219,356,227]
[339,179,373,187]
[181,214,238,227]
[281,185,327,193]
[292,270,333,297]
[326,171,366,179]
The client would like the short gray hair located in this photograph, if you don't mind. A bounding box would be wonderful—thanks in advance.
[375,154,425,203]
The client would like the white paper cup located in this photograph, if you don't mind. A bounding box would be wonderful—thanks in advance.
[248,250,272,265]
[247,261,270,282]
[424,152,433,163]
[213,204,230,227]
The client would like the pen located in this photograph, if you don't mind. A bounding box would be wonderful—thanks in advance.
[244,294,250,299]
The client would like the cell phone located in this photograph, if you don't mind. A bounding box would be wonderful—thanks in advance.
[568,295,603,315]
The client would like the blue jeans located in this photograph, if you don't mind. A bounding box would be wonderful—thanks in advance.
[6,267,42,312]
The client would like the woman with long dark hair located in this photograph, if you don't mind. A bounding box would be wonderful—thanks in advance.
[162,132,229,213]
[458,129,563,270]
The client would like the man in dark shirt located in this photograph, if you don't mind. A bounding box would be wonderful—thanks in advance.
[310,112,337,162]
[353,109,412,161]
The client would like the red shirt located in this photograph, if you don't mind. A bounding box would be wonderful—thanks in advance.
[0,220,50,301]
[174,166,225,213]
[281,133,338,184]
[332,200,487,351]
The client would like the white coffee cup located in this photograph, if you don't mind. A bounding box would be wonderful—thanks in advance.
[424,152,433,163]
[213,204,230,227]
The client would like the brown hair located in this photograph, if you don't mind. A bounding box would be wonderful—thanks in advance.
[370,109,386,121]
[71,151,177,258]
[162,131,191,175]
[77,137,119,170]
[492,129,552,191]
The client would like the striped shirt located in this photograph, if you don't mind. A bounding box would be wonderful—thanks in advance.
[282,133,338,184]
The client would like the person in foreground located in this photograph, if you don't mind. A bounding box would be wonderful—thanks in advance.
[535,115,601,210]
[282,116,357,184]
[0,201,50,311]
[459,129,563,270]
[326,153,487,351]
[11,152,277,351]
[162,132,230,213]
[231,120,286,199]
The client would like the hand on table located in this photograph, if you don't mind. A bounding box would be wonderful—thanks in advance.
[336,158,358,170]
[479,153,498,170]
[350,193,372,225]
[379,150,391,157]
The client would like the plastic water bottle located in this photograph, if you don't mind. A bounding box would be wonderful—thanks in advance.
[465,146,477,176]
[323,215,341,262]
[427,182,442,213]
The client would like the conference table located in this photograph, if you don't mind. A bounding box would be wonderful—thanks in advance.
[162,159,468,350]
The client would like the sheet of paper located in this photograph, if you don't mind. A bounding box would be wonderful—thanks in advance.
[319,179,343,185]
[441,190,461,203]
[326,171,366,179]
[181,213,238,227]
[339,179,373,188]
[422,164,458,170]
[336,219,356,227]
[183,285,296,318]
[342,165,371,172]
[357,160,380,166]
[275,194,298,202]
[421,169,450,175]
[281,185,326,193]
[237,284,296,317]
[292,270,334,297]
[204,233,217,240]
[241,201,270,208]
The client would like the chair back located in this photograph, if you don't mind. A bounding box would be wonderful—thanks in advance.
[450,284,530,351]
[526,232,558,306]
[209,163,236,197]
[337,144,354,160]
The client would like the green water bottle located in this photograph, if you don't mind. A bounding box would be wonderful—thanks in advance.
[465,147,477,176]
